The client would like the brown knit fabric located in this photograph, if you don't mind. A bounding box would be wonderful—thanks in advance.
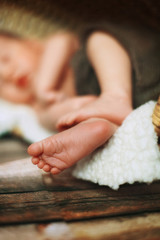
[74,21,160,108]
[0,0,160,36]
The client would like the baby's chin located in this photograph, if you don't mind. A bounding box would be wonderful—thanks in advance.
[6,91,34,105]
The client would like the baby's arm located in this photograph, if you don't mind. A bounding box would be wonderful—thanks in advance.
[56,31,133,130]
[34,32,79,105]
[86,31,132,106]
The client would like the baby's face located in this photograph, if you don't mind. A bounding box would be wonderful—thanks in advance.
[0,36,38,103]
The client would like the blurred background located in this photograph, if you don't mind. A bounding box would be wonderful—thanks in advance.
[0,0,160,39]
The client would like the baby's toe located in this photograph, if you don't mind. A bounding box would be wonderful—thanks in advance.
[37,160,45,169]
[32,157,39,165]
[43,164,51,172]
[28,141,43,157]
[51,167,61,175]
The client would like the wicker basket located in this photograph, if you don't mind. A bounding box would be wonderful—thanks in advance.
[152,97,160,137]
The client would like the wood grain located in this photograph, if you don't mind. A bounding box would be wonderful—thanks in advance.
[1,213,160,240]
[1,169,160,223]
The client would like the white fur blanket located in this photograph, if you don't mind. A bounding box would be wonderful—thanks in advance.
[73,101,160,189]
[0,99,54,142]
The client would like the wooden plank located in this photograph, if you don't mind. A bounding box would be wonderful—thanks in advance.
[1,189,160,223]
[1,173,160,224]
[0,213,160,240]
[38,212,160,240]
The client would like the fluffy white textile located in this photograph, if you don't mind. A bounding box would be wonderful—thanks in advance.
[73,101,160,189]
[0,99,53,142]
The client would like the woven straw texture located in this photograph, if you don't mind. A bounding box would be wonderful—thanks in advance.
[0,0,160,38]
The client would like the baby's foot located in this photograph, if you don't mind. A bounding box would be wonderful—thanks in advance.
[57,94,132,131]
[35,95,96,131]
[28,118,117,174]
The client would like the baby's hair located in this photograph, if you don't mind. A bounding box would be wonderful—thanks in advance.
[0,30,22,40]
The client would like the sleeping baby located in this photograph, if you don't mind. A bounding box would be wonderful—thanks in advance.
[0,25,159,178]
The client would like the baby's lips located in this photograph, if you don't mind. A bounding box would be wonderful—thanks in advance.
[16,76,29,88]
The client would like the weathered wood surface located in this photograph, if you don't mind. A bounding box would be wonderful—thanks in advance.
[1,212,160,240]
[1,176,160,224]
[0,135,29,163]
[1,136,160,225]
